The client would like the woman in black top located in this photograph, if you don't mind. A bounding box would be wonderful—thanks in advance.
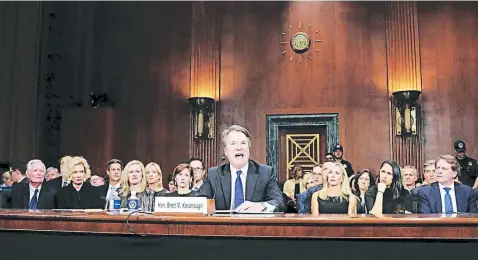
[311,162,357,215]
[56,156,104,209]
[353,169,376,214]
[365,160,406,214]
[164,163,194,197]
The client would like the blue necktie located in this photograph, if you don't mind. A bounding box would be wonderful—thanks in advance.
[443,187,453,213]
[234,170,244,209]
[29,189,39,210]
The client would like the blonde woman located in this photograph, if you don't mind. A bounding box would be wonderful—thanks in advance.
[56,156,103,209]
[119,160,147,208]
[1,171,13,187]
[142,162,167,211]
[311,162,356,216]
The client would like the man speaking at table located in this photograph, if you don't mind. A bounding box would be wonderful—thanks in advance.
[197,125,285,213]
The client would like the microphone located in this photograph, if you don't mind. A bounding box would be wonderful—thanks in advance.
[101,197,109,210]
[213,167,220,200]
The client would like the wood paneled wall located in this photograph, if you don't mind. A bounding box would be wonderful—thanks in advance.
[385,2,424,173]
[189,2,221,169]
[2,1,478,179]
[217,1,389,174]
[419,2,478,161]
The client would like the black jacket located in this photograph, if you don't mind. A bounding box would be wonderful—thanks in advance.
[56,182,104,209]
[9,183,57,209]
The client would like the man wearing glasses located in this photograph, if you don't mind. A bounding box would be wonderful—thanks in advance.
[189,158,206,191]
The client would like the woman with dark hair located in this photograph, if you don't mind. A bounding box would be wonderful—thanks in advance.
[365,160,406,214]
[164,163,194,197]
[353,169,375,214]
[283,164,306,204]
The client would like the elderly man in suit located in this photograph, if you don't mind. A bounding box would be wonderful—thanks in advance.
[198,125,285,213]
[416,155,478,214]
[9,159,57,210]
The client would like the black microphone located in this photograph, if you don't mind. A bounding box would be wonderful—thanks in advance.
[213,167,220,200]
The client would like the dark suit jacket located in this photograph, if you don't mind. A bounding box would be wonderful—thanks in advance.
[416,182,478,213]
[56,182,104,209]
[46,176,64,191]
[197,160,285,212]
[9,183,57,210]
[12,177,29,188]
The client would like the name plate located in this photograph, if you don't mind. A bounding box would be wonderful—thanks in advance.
[154,197,215,214]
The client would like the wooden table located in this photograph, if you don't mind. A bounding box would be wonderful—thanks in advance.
[1,210,477,259]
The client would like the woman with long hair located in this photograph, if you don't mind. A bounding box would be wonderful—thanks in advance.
[366,160,406,214]
[142,162,168,211]
[311,162,356,216]
[119,160,147,208]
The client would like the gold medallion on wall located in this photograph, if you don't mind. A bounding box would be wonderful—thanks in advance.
[280,21,323,62]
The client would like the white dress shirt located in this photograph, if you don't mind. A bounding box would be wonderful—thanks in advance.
[230,164,248,210]
[438,183,457,213]
[29,184,42,201]
[106,182,121,200]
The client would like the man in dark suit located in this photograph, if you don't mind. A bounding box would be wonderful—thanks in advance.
[9,159,57,210]
[198,125,285,212]
[416,155,478,214]
[10,162,28,188]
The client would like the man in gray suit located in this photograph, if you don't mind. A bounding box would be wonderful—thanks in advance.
[198,125,285,213]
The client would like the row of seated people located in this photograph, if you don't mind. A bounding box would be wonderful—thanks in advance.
[286,156,478,215]
[0,124,477,214]
[0,156,203,212]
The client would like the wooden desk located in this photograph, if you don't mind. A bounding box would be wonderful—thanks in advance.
[1,210,477,260]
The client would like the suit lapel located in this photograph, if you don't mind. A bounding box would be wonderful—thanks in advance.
[22,186,30,209]
[37,186,49,209]
[432,183,442,213]
[245,161,258,201]
[219,164,232,209]
[454,183,464,212]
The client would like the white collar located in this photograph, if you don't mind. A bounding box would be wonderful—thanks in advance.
[109,182,121,188]
[230,163,249,177]
[438,182,454,191]
[29,183,42,192]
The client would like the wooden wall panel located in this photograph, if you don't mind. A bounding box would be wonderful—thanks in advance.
[385,2,424,172]
[219,2,389,174]
[419,2,478,161]
[37,2,192,180]
[189,2,221,168]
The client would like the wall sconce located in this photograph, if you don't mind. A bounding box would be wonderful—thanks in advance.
[188,97,215,140]
[393,90,421,136]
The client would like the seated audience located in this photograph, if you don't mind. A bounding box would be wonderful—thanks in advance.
[366,160,408,214]
[416,155,478,213]
[10,161,28,188]
[296,162,335,213]
[101,159,123,200]
[421,159,437,186]
[311,162,356,215]
[118,160,147,208]
[168,174,177,193]
[165,163,194,197]
[303,175,315,190]
[353,169,375,214]
[402,165,419,213]
[47,156,72,190]
[283,163,306,210]
[190,158,206,191]
[311,164,323,186]
[56,157,104,209]
[9,160,57,210]
[142,162,168,211]
[1,171,13,188]
[89,175,105,187]
[45,167,60,182]
[324,153,335,163]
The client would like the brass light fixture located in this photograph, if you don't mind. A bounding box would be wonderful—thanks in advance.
[188,97,215,140]
[392,90,421,136]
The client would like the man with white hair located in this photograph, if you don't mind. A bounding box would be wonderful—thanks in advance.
[45,167,60,182]
[9,159,57,210]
